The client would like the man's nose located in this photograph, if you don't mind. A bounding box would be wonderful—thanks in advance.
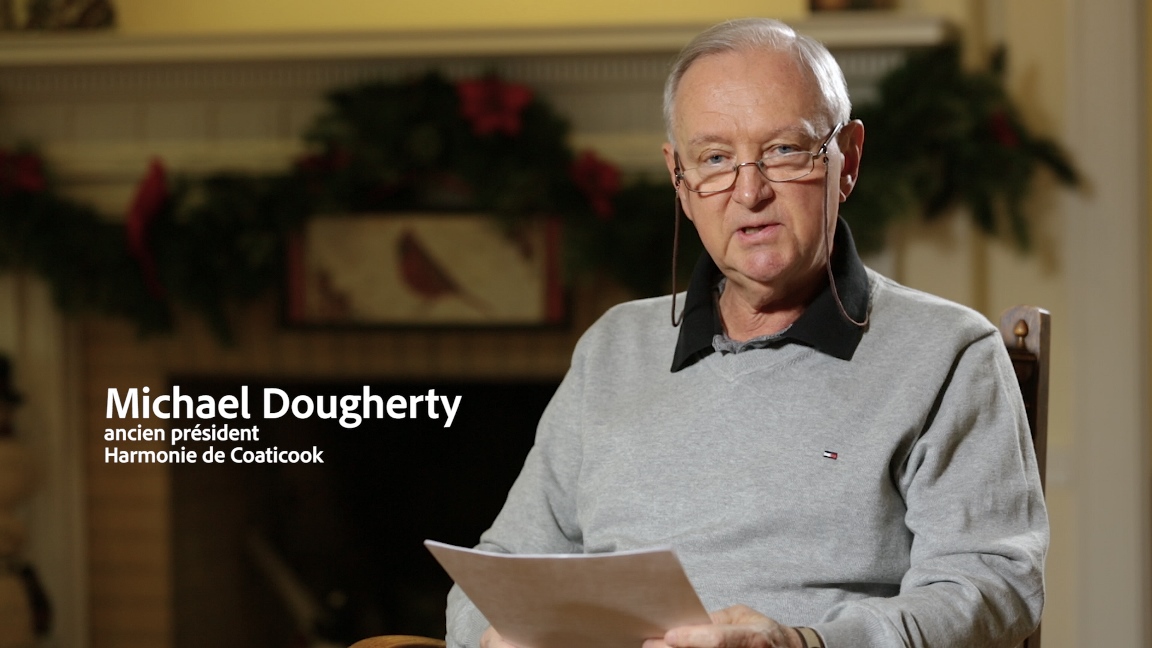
[731,161,774,207]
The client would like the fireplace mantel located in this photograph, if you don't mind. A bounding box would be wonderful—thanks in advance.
[0,12,953,187]
[0,13,951,67]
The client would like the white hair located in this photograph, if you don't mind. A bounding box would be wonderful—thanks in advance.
[663,18,851,147]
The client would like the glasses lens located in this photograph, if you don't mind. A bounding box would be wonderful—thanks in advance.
[690,168,736,192]
[680,149,819,192]
[761,152,815,182]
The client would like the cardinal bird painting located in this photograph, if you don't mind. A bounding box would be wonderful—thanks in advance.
[397,229,489,315]
[290,214,561,326]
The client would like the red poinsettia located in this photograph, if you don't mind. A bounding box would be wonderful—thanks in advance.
[126,158,169,299]
[570,150,621,219]
[0,150,47,195]
[456,77,534,137]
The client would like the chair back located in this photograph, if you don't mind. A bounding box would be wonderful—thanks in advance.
[999,304,1051,648]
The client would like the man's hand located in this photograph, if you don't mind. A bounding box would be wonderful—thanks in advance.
[643,605,804,648]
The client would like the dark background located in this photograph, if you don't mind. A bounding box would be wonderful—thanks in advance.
[170,379,558,647]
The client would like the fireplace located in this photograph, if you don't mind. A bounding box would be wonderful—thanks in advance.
[0,16,951,648]
[169,378,558,647]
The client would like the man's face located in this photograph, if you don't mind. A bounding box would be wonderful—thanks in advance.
[663,48,862,307]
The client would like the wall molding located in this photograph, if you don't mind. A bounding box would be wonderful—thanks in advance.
[0,14,951,67]
[0,49,910,99]
[0,49,925,186]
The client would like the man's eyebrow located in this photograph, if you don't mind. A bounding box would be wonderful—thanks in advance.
[685,133,731,148]
[684,125,818,149]
[773,125,819,139]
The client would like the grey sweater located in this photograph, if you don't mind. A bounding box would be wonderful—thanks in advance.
[446,270,1048,647]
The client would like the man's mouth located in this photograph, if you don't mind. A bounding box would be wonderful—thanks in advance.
[740,225,771,235]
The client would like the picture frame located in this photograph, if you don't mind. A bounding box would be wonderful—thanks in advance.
[285,213,565,327]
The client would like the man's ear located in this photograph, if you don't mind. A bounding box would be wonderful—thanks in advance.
[663,142,695,222]
[662,141,680,189]
[837,119,865,202]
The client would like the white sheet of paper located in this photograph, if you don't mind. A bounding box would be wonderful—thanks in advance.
[425,540,711,648]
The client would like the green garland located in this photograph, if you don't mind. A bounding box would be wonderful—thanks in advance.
[291,72,686,297]
[0,47,1077,339]
[845,45,1079,252]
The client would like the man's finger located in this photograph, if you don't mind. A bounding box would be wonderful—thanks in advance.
[664,624,725,648]
[709,604,768,626]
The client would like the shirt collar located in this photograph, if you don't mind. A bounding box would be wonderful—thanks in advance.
[670,217,870,372]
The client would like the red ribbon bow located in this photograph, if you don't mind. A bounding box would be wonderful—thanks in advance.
[126,158,169,299]
[570,151,621,219]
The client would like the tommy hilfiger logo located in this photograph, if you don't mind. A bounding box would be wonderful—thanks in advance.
[822,450,838,460]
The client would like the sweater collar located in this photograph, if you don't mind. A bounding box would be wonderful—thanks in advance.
[670,217,870,372]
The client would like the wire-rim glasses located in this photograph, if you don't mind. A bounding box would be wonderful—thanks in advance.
[674,122,844,195]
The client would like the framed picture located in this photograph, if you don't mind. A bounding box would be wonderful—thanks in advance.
[286,214,565,327]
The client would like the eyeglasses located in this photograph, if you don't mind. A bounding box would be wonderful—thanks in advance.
[674,123,844,195]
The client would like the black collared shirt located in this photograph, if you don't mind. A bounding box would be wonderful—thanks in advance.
[670,217,870,372]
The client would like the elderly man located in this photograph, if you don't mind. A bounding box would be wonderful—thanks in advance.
[446,17,1048,648]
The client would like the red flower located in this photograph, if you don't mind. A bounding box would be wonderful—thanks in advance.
[988,111,1019,148]
[457,77,533,137]
[570,151,621,219]
[126,158,169,299]
[0,150,47,195]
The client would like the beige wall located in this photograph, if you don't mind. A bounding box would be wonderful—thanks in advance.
[112,0,805,34]
[895,1,1149,646]
[881,0,1079,644]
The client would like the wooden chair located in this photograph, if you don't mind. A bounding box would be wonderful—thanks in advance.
[350,305,1052,648]
[999,305,1051,648]
[999,305,1051,495]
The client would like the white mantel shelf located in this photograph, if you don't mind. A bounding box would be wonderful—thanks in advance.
[0,13,952,67]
